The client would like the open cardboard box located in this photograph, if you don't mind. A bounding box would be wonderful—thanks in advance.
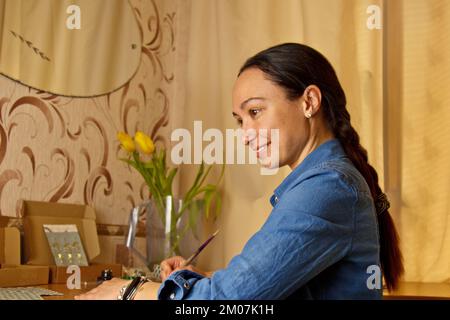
[0,216,8,227]
[22,200,122,283]
[0,226,49,287]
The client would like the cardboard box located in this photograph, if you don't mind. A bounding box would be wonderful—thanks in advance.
[0,227,21,266]
[21,200,122,284]
[0,216,8,227]
[0,227,49,287]
[22,200,101,265]
[49,263,123,284]
[0,265,49,287]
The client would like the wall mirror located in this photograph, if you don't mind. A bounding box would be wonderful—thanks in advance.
[0,0,141,97]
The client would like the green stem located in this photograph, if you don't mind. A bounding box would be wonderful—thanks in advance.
[132,152,166,221]
[170,217,190,256]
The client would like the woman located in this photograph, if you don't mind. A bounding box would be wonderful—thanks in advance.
[77,43,403,300]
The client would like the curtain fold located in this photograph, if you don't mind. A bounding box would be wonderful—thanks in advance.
[399,0,450,282]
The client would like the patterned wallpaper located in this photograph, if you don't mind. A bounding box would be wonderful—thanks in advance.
[0,0,180,235]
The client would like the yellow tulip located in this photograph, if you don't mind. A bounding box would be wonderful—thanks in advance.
[134,131,155,155]
[117,131,135,153]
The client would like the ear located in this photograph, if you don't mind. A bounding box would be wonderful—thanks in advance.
[302,85,322,119]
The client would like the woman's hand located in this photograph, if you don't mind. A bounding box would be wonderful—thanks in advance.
[160,256,187,281]
[160,256,214,282]
[74,278,131,300]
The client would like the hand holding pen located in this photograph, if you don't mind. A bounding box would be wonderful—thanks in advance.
[159,230,219,281]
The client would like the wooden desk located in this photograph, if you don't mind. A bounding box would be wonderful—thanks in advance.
[38,283,96,300]
[33,281,450,300]
[383,282,450,300]
[37,281,161,300]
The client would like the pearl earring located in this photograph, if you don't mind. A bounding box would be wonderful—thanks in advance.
[306,93,314,119]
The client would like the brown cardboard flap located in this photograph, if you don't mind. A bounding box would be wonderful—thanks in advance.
[0,229,4,265]
[0,216,8,227]
[23,201,95,219]
[0,265,49,287]
[22,200,100,265]
[0,227,21,266]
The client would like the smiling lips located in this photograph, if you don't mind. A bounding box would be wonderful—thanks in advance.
[252,142,271,156]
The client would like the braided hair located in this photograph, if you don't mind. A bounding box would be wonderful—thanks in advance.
[239,43,404,291]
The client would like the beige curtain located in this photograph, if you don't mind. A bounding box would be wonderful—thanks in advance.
[180,0,450,284]
[397,0,450,282]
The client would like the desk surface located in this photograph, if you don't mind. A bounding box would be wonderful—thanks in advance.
[38,283,96,300]
[33,281,450,300]
[38,281,162,300]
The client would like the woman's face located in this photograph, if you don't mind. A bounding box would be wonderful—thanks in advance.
[232,68,310,169]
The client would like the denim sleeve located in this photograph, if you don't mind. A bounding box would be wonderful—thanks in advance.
[158,169,355,300]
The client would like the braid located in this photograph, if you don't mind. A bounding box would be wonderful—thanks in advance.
[330,106,404,291]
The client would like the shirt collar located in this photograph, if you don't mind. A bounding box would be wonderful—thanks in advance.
[270,139,347,206]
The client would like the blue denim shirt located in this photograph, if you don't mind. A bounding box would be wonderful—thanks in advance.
[157,139,382,300]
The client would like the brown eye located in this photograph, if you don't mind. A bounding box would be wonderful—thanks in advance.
[236,118,243,126]
[249,109,261,117]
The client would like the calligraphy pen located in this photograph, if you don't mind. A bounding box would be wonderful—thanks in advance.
[181,229,220,267]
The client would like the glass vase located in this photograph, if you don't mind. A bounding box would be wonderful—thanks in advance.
[145,195,202,281]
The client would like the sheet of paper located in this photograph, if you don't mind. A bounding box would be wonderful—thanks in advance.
[0,287,63,300]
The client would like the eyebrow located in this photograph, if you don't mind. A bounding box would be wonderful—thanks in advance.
[239,97,265,110]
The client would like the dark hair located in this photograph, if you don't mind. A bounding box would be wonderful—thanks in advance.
[239,43,404,292]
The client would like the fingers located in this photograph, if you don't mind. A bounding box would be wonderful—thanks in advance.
[160,264,191,282]
[161,261,208,282]
[164,256,186,268]
[160,260,171,281]
[172,256,187,268]
[160,256,187,281]
[174,265,194,273]
[173,265,211,278]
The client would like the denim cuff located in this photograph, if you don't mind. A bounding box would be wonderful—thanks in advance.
[157,270,205,300]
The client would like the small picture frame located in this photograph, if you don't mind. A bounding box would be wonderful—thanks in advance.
[43,224,89,266]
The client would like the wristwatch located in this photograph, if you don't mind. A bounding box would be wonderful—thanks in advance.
[117,276,149,300]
